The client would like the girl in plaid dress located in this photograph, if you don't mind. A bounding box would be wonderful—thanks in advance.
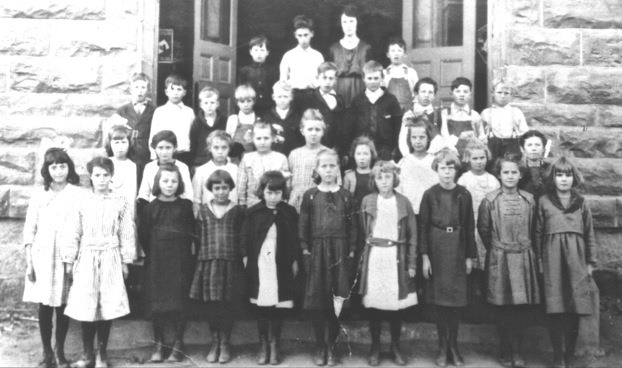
[190,170,245,364]
[23,147,81,368]
[61,157,135,368]
[138,164,195,363]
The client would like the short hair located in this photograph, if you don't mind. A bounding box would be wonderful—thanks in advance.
[235,84,256,100]
[130,72,150,87]
[350,136,378,166]
[272,80,293,96]
[249,35,269,50]
[252,118,277,138]
[40,147,80,191]
[152,163,185,197]
[105,125,135,160]
[164,74,188,90]
[206,169,235,192]
[493,152,525,179]
[256,170,289,200]
[491,77,512,93]
[414,77,438,94]
[363,60,384,75]
[206,130,232,152]
[545,156,583,193]
[462,139,491,165]
[519,130,548,148]
[317,61,338,76]
[404,116,433,152]
[432,148,462,172]
[387,36,407,52]
[300,108,326,130]
[150,130,177,149]
[87,156,114,177]
[370,160,401,191]
[341,4,361,19]
[451,77,472,91]
[313,148,340,184]
[229,142,245,160]
[199,85,220,100]
[293,14,314,32]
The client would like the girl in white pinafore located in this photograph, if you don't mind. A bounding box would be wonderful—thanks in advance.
[61,157,135,368]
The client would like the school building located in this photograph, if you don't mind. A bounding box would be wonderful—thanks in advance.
[0,0,620,345]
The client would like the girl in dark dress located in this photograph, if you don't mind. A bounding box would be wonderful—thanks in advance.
[242,171,300,365]
[518,130,550,199]
[420,149,477,367]
[343,136,377,210]
[535,157,598,368]
[139,164,195,363]
[299,149,357,366]
[189,170,245,364]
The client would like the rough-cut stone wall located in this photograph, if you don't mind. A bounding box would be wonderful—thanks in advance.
[491,0,622,271]
[0,0,147,309]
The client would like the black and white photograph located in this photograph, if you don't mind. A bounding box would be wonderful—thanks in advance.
[1,0,621,367]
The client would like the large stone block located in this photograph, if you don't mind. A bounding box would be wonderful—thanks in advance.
[8,185,32,218]
[0,20,50,56]
[515,103,597,127]
[597,228,622,269]
[508,28,580,66]
[504,66,545,102]
[0,219,25,245]
[543,0,622,29]
[575,158,622,196]
[4,93,127,117]
[0,0,106,20]
[538,127,622,158]
[584,195,619,228]
[1,116,102,149]
[10,58,101,93]
[583,30,622,67]
[598,105,622,128]
[101,57,139,92]
[64,94,128,117]
[546,68,622,105]
[0,186,9,217]
[50,21,138,57]
[511,0,540,26]
[0,149,35,185]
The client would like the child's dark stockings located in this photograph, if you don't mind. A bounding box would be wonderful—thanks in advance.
[549,313,580,366]
[38,304,69,364]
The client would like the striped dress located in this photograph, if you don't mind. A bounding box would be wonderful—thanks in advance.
[237,151,289,207]
[61,191,135,321]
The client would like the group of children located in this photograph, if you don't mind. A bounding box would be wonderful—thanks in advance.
[22,7,597,368]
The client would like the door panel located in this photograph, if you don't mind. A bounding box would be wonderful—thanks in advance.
[403,0,476,106]
[193,0,238,115]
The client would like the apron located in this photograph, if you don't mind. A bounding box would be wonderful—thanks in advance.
[447,110,474,157]
[387,67,413,114]
[232,118,255,153]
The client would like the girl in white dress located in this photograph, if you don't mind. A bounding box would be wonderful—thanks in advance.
[23,147,82,368]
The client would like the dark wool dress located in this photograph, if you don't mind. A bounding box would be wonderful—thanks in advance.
[535,191,598,315]
[299,187,357,310]
[518,161,551,199]
[419,184,477,307]
[139,198,195,316]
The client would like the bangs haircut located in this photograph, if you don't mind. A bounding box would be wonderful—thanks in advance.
[151,130,177,149]
[493,152,525,178]
[87,156,114,176]
[461,139,491,165]
[387,36,407,52]
[300,108,326,130]
[519,129,548,148]
[350,136,378,165]
[370,160,400,191]
[41,147,80,191]
[256,170,289,200]
[105,125,135,160]
[249,35,269,50]
[235,84,256,100]
[152,163,184,197]
[313,148,340,184]
[404,116,433,152]
[451,77,472,91]
[272,80,293,95]
[414,77,438,94]
[432,148,462,172]
[545,156,583,192]
[206,130,232,151]
[131,72,150,86]
[206,169,235,192]
[363,60,383,75]
[317,61,338,75]
[164,74,188,90]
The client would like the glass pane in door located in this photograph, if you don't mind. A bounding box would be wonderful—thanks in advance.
[412,0,464,48]
[202,0,231,44]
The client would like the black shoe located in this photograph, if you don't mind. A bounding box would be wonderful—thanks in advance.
[149,341,164,363]
[326,347,337,367]
[257,337,269,365]
[219,334,231,364]
[166,340,185,362]
[207,332,220,363]
[314,345,327,366]
[449,345,464,366]
[269,338,280,365]
[368,343,380,366]
[39,351,57,368]
[391,342,406,366]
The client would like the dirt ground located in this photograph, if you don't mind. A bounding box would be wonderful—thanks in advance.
[1,311,621,368]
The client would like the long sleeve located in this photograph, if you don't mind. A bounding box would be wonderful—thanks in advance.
[471,111,486,141]
[514,107,529,136]
[225,115,238,137]
[22,192,40,246]
[398,117,411,158]
[404,199,418,270]
[279,154,291,182]
[463,191,477,259]
[178,163,194,200]
[237,158,249,206]
[346,193,358,254]
[389,98,403,148]
[477,198,493,251]
[60,206,83,264]
[192,169,205,215]
[148,108,165,159]
[137,164,153,201]
[298,191,312,251]
[138,204,152,257]
[118,198,136,263]
[582,202,598,267]
[235,209,246,258]
[534,201,546,265]
[418,190,431,255]
[188,119,200,165]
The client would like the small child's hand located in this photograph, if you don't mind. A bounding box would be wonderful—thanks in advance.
[292,261,299,277]
[243,256,248,268]
[538,258,544,274]
[302,249,311,256]
[275,135,285,144]
[402,110,415,121]
[122,264,129,280]
[408,268,416,278]
[64,263,73,282]
[422,255,432,279]
[243,130,253,143]
[587,264,594,277]
[26,264,36,282]
[466,258,473,275]
[348,251,354,258]
[459,131,475,140]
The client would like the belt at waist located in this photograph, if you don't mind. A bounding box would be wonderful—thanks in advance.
[491,239,532,253]
[431,224,462,233]
[81,236,119,249]
[366,237,404,247]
